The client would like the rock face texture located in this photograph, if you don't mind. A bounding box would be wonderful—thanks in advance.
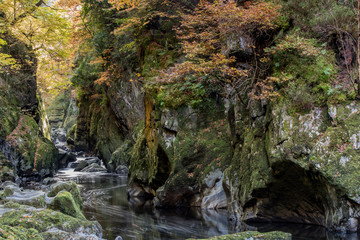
[69,65,360,233]
[125,96,360,232]
[0,37,58,182]
[64,1,360,234]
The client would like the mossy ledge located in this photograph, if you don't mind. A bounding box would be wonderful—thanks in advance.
[187,231,292,240]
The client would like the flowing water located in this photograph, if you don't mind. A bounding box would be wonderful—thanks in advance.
[54,167,360,240]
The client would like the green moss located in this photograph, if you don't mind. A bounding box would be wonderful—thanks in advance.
[48,191,86,220]
[109,141,132,167]
[5,115,58,177]
[0,205,97,234]
[66,124,76,145]
[0,90,20,138]
[48,181,82,209]
[188,231,291,240]
[0,224,43,240]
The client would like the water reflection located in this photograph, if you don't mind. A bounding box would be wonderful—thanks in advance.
[55,169,359,240]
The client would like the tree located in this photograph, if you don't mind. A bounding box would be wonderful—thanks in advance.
[0,0,73,97]
[153,0,280,107]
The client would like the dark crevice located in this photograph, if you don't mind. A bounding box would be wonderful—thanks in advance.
[244,161,359,230]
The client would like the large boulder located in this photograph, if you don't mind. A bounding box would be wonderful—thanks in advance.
[48,181,83,209]
[48,191,85,220]
[0,204,102,239]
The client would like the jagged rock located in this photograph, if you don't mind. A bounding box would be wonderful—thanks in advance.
[201,169,227,209]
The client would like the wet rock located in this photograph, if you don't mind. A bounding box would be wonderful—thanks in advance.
[85,157,101,165]
[188,231,291,240]
[43,177,57,185]
[49,191,86,220]
[81,163,107,173]
[6,189,46,208]
[115,165,128,175]
[74,160,89,172]
[52,128,67,143]
[115,236,124,240]
[48,181,83,209]
[58,149,76,169]
[201,169,227,209]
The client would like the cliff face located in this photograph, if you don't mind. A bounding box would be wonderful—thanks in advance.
[66,0,360,233]
[0,36,58,182]
[122,94,359,232]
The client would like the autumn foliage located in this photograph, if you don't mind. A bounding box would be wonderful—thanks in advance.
[154,0,281,107]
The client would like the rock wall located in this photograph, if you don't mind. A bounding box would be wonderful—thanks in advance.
[124,95,360,232]
[0,37,58,182]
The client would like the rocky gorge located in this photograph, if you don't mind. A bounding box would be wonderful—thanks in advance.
[0,0,360,239]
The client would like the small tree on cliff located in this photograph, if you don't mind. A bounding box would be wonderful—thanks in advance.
[152,0,281,107]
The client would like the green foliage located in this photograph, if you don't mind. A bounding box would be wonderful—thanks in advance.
[71,53,102,90]
[267,32,338,111]
[0,38,17,72]
[282,0,355,36]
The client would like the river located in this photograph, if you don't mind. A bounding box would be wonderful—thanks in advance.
[53,167,359,240]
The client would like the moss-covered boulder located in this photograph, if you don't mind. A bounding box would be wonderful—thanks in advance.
[0,205,102,239]
[48,191,86,220]
[188,231,291,240]
[48,181,82,209]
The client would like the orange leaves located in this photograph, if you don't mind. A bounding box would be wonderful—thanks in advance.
[94,71,111,86]
[108,0,141,10]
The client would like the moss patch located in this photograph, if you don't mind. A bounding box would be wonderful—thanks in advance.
[0,205,98,235]
[0,224,42,240]
[188,231,291,240]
